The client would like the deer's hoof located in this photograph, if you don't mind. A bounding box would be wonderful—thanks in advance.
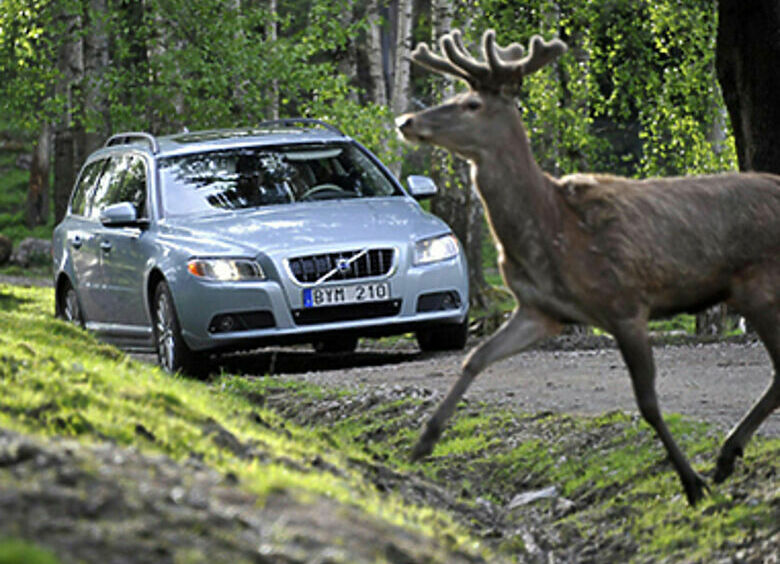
[683,472,710,507]
[410,423,441,462]
[714,445,743,484]
[410,440,432,462]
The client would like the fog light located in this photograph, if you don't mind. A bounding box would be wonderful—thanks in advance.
[209,314,237,333]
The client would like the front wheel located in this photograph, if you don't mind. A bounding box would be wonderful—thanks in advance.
[416,318,469,352]
[153,281,204,374]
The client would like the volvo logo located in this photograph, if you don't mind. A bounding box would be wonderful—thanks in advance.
[308,248,369,286]
[336,258,351,274]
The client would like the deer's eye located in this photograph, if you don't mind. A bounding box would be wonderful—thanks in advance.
[464,99,482,111]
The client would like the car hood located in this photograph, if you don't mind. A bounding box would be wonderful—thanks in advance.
[160,197,450,256]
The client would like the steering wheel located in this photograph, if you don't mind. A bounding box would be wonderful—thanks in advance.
[299,183,351,201]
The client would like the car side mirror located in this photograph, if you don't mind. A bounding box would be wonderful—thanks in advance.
[406,175,438,200]
[100,202,148,228]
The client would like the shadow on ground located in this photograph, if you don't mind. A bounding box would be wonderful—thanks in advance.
[215,347,425,376]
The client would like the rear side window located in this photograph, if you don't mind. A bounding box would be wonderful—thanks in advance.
[70,160,106,216]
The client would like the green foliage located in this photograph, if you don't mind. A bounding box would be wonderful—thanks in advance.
[0,0,62,131]
[458,0,736,177]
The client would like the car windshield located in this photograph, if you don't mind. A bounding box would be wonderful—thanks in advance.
[158,142,402,217]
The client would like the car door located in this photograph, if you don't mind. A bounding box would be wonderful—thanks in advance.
[94,153,152,327]
[66,158,109,322]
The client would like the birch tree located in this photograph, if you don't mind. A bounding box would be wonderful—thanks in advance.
[428,1,490,309]
[366,0,387,106]
[389,0,412,115]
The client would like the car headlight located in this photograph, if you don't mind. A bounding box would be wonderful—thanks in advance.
[187,258,265,281]
[413,233,460,265]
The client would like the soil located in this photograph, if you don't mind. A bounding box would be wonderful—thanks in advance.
[0,428,487,564]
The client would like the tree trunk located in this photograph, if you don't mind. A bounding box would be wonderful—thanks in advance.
[25,123,52,227]
[267,0,280,119]
[712,0,780,335]
[716,0,780,174]
[336,0,359,103]
[82,0,110,151]
[427,2,489,310]
[367,0,388,106]
[53,6,85,224]
[54,127,77,224]
[389,0,412,115]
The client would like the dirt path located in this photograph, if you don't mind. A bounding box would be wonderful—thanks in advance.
[223,338,778,438]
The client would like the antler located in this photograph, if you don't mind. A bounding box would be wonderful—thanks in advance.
[410,29,568,92]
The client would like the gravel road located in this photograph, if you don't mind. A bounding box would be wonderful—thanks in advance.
[222,338,778,438]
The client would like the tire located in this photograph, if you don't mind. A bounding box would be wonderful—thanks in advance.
[57,279,84,327]
[313,335,359,354]
[416,317,469,352]
[152,281,204,375]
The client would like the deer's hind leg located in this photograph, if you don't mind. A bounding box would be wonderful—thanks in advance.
[714,273,779,483]
[410,306,561,461]
[613,318,709,506]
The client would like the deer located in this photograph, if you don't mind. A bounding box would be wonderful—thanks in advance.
[396,29,780,506]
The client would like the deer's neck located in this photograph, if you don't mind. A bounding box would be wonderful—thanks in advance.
[471,116,560,259]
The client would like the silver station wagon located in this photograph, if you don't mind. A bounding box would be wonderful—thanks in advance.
[52,120,469,372]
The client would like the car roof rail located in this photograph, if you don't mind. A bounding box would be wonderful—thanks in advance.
[256,118,345,136]
[104,132,160,154]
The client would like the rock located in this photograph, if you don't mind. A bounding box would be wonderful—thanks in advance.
[10,237,52,268]
[507,485,558,509]
[0,234,11,265]
[15,153,32,170]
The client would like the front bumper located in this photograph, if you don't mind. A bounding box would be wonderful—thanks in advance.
[172,254,468,352]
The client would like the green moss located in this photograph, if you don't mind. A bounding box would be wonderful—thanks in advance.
[0,538,59,564]
[0,283,490,561]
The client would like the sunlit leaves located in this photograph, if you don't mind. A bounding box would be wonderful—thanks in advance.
[456,0,736,178]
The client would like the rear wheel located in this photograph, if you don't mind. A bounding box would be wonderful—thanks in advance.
[313,335,359,354]
[416,318,469,352]
[153,281,204,374]
[57,279,84,327]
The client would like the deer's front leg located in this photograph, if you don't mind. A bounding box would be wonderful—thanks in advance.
[411,307,560,461]
[613,319,709,506]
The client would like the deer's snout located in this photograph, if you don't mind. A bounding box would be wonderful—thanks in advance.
[396,113,430,143]
[396,114,415,133]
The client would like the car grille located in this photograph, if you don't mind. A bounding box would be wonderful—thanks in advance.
[292,300,402,325]
[287,248,395,284]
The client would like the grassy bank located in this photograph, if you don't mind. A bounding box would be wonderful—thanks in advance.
[0,283,490,562]
[0,282,777,562]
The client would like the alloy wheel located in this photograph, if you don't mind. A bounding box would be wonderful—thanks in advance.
[63,286,81,324]
[155,291,176,372]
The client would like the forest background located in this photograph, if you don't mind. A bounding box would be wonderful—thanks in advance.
[0,0,775,332]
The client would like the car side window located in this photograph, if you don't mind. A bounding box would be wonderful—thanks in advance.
[86,156,123,219]
[116,155,148,218]
[70,160,106,216]
[86,154,148,219]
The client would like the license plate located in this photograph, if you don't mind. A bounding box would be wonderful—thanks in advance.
[303,282,390,308]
